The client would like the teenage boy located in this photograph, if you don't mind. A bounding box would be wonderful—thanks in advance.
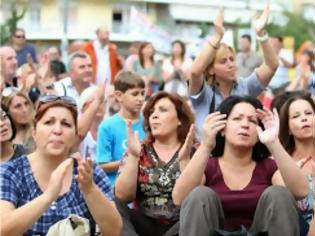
[96,70,146,187]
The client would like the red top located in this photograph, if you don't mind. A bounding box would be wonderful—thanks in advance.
[205,158,277,230]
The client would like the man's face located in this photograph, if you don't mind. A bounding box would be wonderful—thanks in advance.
[97,27,110,45]
[0,47,18,78]
[70,57,93,84]
[239,38,251,52]
[12,30,26,47]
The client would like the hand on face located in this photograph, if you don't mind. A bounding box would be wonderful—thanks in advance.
[126,120,141,158]
[252,3,270,36]
[45,158,73,201]
[178,124,195,162]
[202,112,227,150]
[256,107,279,145]
[74,152,95,195]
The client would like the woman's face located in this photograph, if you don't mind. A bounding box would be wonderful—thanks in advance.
[9,95,32,125]
[300,53,311,65]
[224,102,259,148]
[210,47,237,82]
[0,111,13,143]
[33,106,76,156]
[172,43,183,57]
[288,99,314,140]
[149,97,180,139]
[142,44,154,58]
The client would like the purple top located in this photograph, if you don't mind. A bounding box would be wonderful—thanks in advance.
[205,158,277,230]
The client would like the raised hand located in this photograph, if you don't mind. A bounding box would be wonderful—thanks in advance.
[95,83,106,105]
[214,8,225,39]
[202,112,226,150]
[178,124,195,162]
[252,3,270,35]
[45,158,73,201]
[256,107,279,145]
[74,152,95,195]
[127,120,141,157]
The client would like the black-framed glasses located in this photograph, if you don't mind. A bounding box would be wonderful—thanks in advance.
[38,95,77,108]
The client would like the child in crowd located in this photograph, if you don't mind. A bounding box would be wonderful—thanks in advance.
[96,70,146,188]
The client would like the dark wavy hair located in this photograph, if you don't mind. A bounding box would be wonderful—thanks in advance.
[211,96,270,161]
[142,91,195,144]
[279,92,315,155]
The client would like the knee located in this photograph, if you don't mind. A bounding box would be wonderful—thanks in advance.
[182,186,218,207]
[261,186,295,205]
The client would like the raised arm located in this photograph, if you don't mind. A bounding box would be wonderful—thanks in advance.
[114,121,141,203]
[189,8,225,95]
[172,112,227,205]
[253,4,279,86]
[256,108,309,199]
[0,159,73,236]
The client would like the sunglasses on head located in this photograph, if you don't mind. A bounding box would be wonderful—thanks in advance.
[2,87,20,98]
[37,95,77,108]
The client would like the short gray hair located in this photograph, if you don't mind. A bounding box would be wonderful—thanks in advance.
[68,51,90,71]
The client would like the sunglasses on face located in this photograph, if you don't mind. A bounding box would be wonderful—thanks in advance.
[14,35,25,39]
[37,95,77,108]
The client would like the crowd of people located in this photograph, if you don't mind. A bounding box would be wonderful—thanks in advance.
[1,4,315,236]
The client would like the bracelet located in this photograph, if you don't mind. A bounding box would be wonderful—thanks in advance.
[256,31,269,42]
[207,40,219,50]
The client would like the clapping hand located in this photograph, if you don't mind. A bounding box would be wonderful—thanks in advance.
[126,120,141,158]
[252,3,270,36]
[214,8,225,39]
[256,107,279,145]
[178,124,195,162]
[202,112,226,150]
[74,152,95,195]
[46,158,73,201]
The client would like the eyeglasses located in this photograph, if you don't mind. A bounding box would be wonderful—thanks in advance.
[2,87,20,98]
[14,35,25,39]
[37,95,77,108]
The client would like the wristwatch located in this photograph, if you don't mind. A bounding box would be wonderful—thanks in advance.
[256,32,269,42]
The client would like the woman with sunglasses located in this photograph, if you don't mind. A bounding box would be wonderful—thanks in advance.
[0,106,26,163]
[0,95,122,236]
[1,87,35,153]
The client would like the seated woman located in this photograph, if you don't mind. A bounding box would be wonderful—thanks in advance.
[0,106,26,163]
[0,95,122,236]
[1,87,35,153]
[278,92,315,233]
[172,95,308,236]
[114,91,195,236]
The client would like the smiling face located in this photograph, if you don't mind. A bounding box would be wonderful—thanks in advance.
[288,99,314,140]
[33,106,76,157]
[149,97,180,139]
[70,56,93,84]
[224,102,259,148]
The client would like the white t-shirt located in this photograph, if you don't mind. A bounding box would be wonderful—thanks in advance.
[79,132,96,161]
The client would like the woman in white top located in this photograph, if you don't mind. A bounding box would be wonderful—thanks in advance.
[162,40,192,97]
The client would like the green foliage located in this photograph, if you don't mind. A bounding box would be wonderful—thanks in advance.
[265,11,315,51]
[0,0,27,45]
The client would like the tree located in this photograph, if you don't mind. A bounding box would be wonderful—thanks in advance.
[265,11,315,51]
[0,0,27,45]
